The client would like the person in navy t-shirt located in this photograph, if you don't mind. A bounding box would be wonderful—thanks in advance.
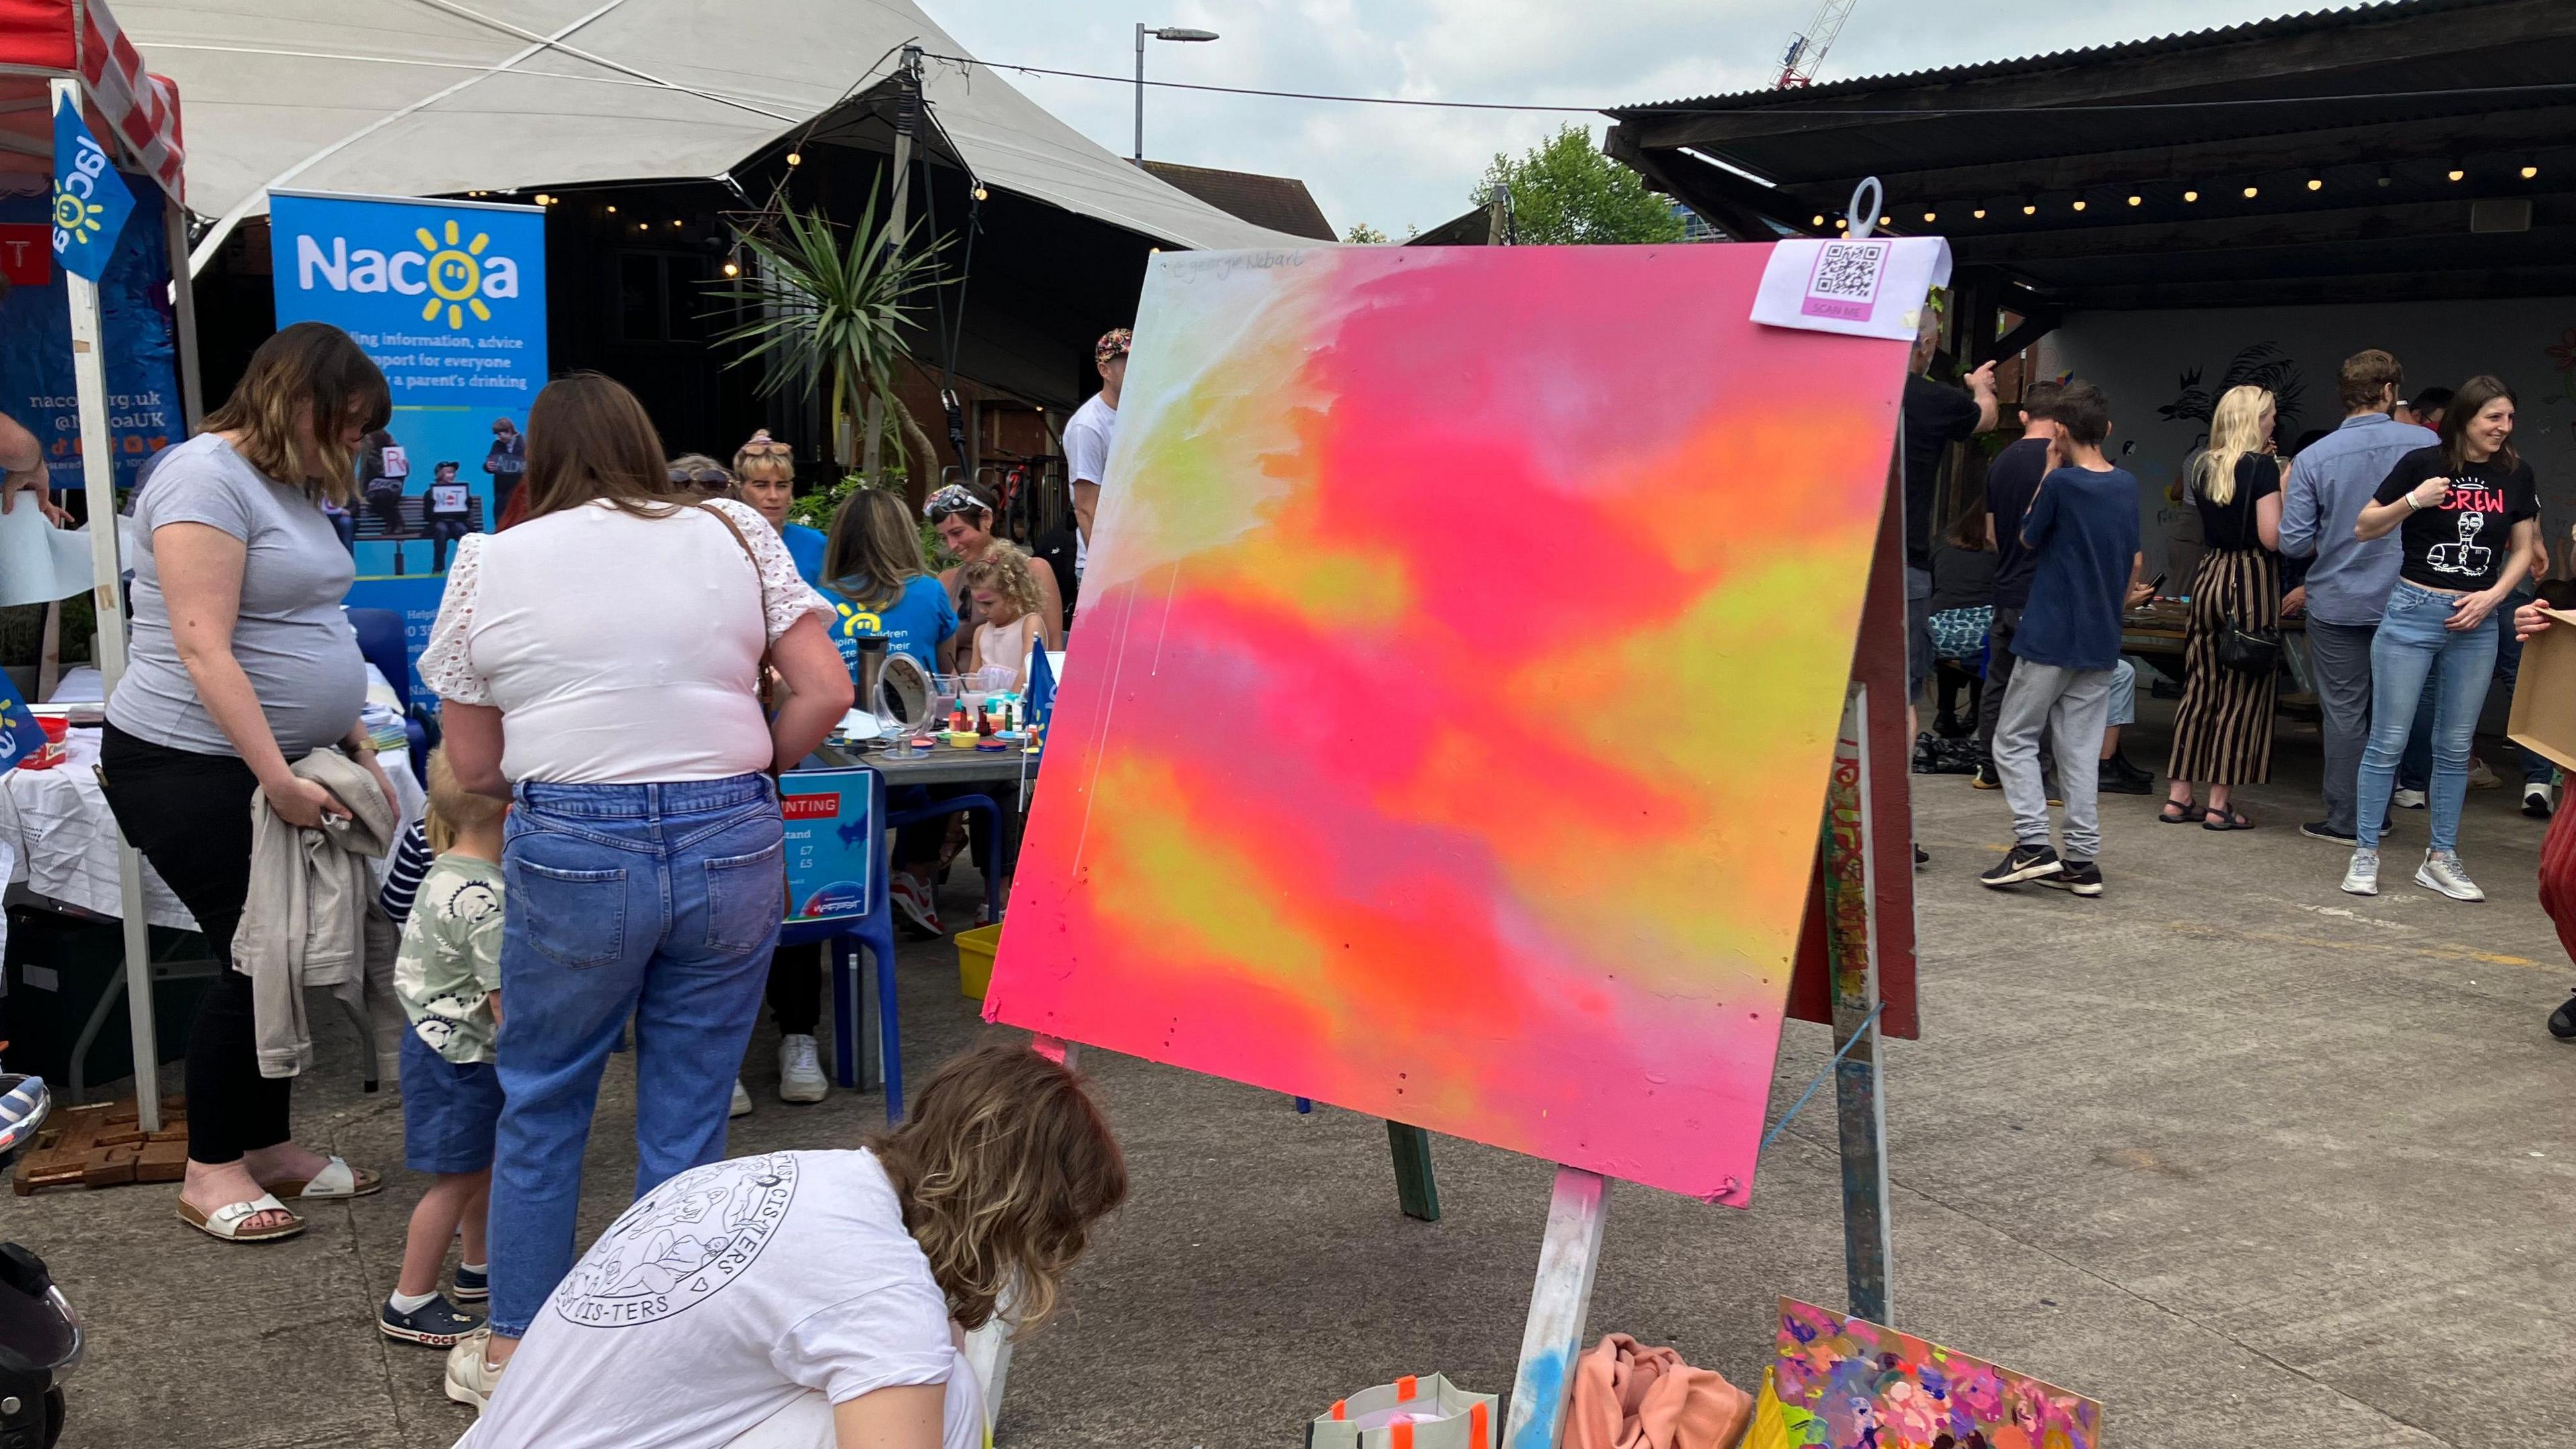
[1981,381,2145,898]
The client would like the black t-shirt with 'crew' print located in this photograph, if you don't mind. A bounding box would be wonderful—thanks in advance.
[2371,445,2538,594]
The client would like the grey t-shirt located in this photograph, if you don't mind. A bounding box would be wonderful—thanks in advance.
[108,433,367,757]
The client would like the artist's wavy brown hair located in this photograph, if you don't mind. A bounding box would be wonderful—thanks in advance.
[523,372,676,521]
[870,1041,1126,1335]
[2440,374,2521,475]
[201,322,390,504]
[960,540,1044,624]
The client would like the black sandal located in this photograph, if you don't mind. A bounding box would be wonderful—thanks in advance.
[2202,806,2255,831]
[2158,799,2199,823]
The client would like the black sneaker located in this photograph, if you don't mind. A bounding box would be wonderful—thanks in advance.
[2038,857,2104,896]
[2300,820,2358,846]
[2551,991,2576,1041]
[382,1293,484,1348]
[2096,753,2154,796]
[1980,843,2062,888]
[2524,784,2555,819]
[1913,843,1929,869]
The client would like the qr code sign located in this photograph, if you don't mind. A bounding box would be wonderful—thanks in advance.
[1803,239,1889,321]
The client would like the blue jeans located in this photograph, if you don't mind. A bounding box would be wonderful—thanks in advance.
[2400,587,2546,790]
[486,773,785,1338]
[2356,582,2500,854]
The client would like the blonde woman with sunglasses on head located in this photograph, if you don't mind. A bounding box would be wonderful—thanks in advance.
[736,431,828,585]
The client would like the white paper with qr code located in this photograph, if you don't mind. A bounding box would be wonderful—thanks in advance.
[1750,236,1953,341]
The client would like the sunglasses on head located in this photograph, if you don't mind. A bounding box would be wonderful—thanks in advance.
[739,441,794,457]
[670,468,733,486]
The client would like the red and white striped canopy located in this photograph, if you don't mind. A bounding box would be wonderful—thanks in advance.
[0,0,186,202]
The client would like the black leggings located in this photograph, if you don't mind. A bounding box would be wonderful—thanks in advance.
[97,724,292,1165]
[767,943,820,1036]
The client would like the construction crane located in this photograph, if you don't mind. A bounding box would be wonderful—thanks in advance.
[1776,0,1861,88]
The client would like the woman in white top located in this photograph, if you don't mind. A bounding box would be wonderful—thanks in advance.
[458,1041,1127,1449]
[419,374,853,1401]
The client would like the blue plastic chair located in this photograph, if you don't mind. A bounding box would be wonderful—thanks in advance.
[777,769,908,1120]
[345,606,435,783]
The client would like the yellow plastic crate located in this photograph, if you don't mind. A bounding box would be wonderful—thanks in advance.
[955,922,1004,1000]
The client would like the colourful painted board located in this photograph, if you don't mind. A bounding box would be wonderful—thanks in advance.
[982,244,1912,1203]
[1775,1299,2103,1449]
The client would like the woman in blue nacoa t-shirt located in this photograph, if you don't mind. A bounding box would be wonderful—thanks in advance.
[820,487,958,678]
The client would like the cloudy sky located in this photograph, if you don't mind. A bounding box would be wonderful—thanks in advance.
[921,0,2329,236]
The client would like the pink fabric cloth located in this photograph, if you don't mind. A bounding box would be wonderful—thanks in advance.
[1566,1334,1752,1449]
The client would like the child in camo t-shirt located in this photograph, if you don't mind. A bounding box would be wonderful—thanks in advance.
[381,747,506,1350]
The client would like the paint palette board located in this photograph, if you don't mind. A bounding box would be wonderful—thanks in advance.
[982,243,1911,1203]
[1774,1298,2103,1449]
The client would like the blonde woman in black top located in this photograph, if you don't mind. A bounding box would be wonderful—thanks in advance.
[2163,385,2284,830]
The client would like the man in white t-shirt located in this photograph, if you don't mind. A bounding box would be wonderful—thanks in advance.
[1062,327,1128,580]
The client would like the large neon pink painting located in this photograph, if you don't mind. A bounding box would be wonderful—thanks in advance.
[984,244,1911,1202]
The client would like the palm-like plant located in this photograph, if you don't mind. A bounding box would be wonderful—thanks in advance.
[709,195,943,484]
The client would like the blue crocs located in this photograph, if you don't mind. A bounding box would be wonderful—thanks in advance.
[381,1293,483,1347]
[450,1263,488,1303]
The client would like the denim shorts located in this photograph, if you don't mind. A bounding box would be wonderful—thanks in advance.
[400,1030,504,1175]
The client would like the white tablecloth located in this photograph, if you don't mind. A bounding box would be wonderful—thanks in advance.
[0,729,424,931]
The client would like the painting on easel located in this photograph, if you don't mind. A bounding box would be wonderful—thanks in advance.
[982,243,1913,1204]
[1773,1298,2103,1449]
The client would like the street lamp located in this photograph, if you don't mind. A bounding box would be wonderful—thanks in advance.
[1134,23,1219,162]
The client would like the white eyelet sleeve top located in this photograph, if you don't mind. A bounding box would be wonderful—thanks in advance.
[419,498,833,784]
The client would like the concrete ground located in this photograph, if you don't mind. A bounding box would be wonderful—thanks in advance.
[17,696,2574,1448]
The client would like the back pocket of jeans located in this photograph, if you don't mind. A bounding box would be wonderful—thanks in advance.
[702,837,784,955]
[511,859,628,970]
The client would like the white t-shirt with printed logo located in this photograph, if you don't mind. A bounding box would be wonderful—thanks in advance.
[465,1149,968,1449]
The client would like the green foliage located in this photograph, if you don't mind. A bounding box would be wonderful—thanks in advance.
[782,470,950,575]
[1474,124,1689,246]
[1344,221,1390,244]
[708,198,944,484]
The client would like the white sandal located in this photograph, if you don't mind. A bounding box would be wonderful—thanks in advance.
[266,1155,382,1200]
[178,1192,305,1243]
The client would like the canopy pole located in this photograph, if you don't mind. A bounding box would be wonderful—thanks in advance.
[56,78,161,1132]
[164,199,204,430]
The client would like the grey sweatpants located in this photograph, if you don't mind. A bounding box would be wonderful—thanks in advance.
[1992,659,2113,861]
[2306,618,2375,837]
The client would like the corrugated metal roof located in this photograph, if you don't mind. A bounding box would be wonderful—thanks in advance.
[1609,0,2462,114]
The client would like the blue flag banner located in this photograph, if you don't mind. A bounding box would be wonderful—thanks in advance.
[268,190,548,693]
[0,184,182,494]
[0,671,36,771]
[52,96,136,282]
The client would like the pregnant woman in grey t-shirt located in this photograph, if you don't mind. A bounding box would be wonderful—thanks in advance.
[100,322,400,1244]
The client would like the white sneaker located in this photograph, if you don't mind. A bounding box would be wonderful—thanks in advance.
[2392,788,2428,810]
[2341,847,2379,896]
[730,1079,753,1119]
[778,1034,828,1104]
[445,1328,504,1411]
[2414,850,2485,902]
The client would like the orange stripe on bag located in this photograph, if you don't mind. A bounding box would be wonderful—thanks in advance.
[1396,1376,1418,1402]
[1470,1401,1491,1448]
[1391,1424,1414,1449]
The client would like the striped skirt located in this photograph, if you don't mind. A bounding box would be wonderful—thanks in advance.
[2165,547,2282,786]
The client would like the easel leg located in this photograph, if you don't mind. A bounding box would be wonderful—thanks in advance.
[1387,1122,1440,1222]
[1822,681,1893,1322]
[1502,1165,1607,1449]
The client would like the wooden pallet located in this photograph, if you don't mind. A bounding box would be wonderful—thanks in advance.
[11,1097,189,1195]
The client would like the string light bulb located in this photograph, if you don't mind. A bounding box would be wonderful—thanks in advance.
[2021,203,2036,215]
[1878,215,1890,226]
[1972,208,1987,219]
[605,205,617,213]
[1811,214,1825,226]
[1833,217,1847,229]
[2306,177,2323,191]
[1921,211,1937,223]
[670,219,683,229]
[2127,195,2142,206]
[2447,167,2465,182]
[786,152,802,166]
[2522,162,2540,180]
[972,184,988,201]
[2242,185,2259,199]
[722,260,739,277]
[2072,199,2086,211]
[2183,189,2200,202]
